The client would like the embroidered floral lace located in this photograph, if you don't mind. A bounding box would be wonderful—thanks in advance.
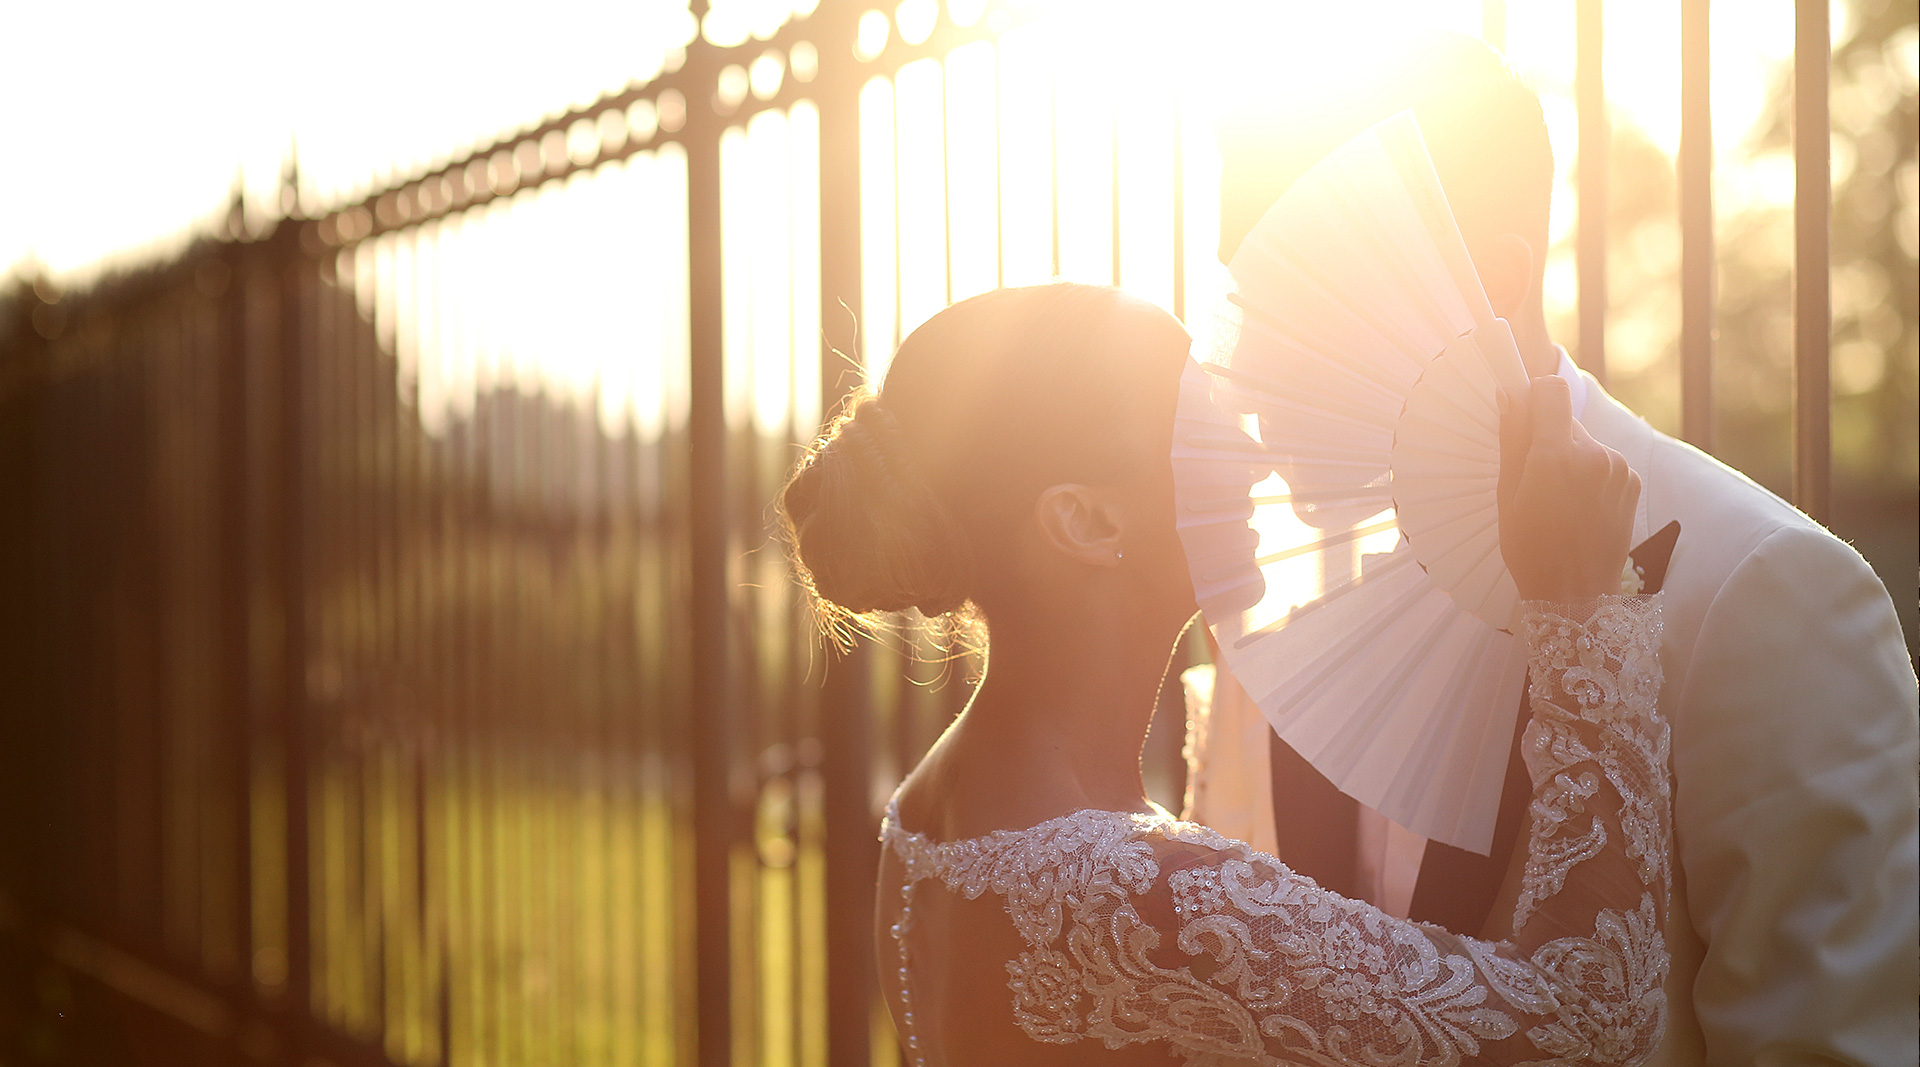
[880,594,1668,1066]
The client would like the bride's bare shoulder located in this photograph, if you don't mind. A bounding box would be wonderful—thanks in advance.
[892,739,1161,844]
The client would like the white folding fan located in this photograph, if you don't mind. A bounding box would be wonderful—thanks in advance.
[1174,111,1534,855]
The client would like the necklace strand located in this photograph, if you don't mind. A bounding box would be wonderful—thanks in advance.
[891,877,926,1066]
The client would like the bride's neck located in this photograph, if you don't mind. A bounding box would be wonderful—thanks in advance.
[949,599,1189,811]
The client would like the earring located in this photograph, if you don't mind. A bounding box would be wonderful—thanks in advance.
[1115,550,1125,562]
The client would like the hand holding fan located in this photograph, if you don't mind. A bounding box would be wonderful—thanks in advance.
[1174,112,1533,855]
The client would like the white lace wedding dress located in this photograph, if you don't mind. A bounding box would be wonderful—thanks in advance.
[879,595,1669,1066]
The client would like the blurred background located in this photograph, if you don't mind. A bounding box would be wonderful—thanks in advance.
[0,0,1911,1065]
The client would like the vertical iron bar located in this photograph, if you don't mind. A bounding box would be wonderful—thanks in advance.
[994,41,1006,292]
[1111,105,1122,287]
[312,254,336,1033]
[1576,0,1610,385]
[475,323,504,1067]
[277,220,314,1060]
[686,39,735,1067]
[163,303,192,960]
[1793,0,1831,522]
[1680,0,1714,449]
[217,240,256,995]
[415,220,451,1067]
[514,332,541,1062]
[1049,69,1062,279]
[892,72,906,354]
[537,351,564,1064]
[816,7,876,1061]
[376,230,403,1059]
[592,409,619,1067]
[445,215,477,1067]
[1482,0,1507,51]
[360,238,388,1046]
[405,225,437,1067]
[942,56,956,307]
[1171,104,1185,323]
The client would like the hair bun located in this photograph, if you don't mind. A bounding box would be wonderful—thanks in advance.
[780,395,975,623]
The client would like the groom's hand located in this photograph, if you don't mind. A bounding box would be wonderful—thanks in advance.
[1497,376,1639,602]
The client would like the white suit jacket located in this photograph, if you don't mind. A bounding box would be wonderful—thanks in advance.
[1184,370,1920,1067]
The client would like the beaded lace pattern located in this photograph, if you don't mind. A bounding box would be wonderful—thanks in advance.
[881,595,1669,1066]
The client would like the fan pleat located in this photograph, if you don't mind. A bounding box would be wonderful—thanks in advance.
[1227,310,1421,405]
[1202,355,1403,428]
[1235,517,1398,579]
[1226,260,1442,365]
[1424,526,1502,594]
[1215,383,1403,439]
[1233,555,1434,705]
[1400,499,1493,559]
[1181,486,1395,515]
[1226,545,1418,647]
[1183,434,1395,466]
[1390,446,1497,480]
[1403,377,1497,434]
[1266,174,1467,341]
[1392,490,1484,536]
[1229,289,1434,392]
[1369,624,1524,851]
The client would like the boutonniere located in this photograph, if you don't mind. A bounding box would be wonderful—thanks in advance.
[1619,556,1646,595]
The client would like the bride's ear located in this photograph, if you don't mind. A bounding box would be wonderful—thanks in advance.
[1032,483,1125,567]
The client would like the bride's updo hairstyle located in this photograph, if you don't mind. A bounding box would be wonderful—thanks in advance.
[779,283,1190,644]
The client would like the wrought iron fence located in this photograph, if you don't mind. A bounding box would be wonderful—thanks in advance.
[0,1,1903,1065]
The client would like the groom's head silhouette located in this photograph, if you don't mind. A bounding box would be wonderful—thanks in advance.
[1217,32,1561,375]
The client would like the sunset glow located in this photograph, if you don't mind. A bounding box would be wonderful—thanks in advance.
[5,0,1911,476]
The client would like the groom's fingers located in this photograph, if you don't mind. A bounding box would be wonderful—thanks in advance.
[1604,448,1631,499]
[1625,468,1643,515]
[1497,385,1530,511]
[1527,375,1575,453]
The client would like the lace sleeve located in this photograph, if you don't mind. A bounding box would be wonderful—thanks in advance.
[996,594,1671,1066]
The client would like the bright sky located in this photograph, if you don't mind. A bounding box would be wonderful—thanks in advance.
[5,0,1811,284]
[3,0,698,281]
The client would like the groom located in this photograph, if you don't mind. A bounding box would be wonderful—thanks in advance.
[1196,32,1919,1067]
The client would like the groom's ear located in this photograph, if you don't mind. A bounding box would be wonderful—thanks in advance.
[1032,484,1124,567]
[1476,233,1536,320]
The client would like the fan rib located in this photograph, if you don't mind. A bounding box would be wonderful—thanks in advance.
[1399,396,1494,447]
[1247,577,1434,710]
[1182,434,1389,465]
[1240,187,1466,359]
[1181,486,1392,514]
[1227,296,1417,400]
[1312,596,1465,776]
[1229,387,1403,437]
[1203,517,1399,587]
[1201,350,1401,426]
[1249,516,1398,571]
[1423,528,1502,593]
[1375,116,1497,330]
[1229,544,1417,647]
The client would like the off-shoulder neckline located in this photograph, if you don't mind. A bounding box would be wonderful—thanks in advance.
[881,791,1179,851]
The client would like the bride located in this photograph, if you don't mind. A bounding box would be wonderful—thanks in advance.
[779,283,1666,1066]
